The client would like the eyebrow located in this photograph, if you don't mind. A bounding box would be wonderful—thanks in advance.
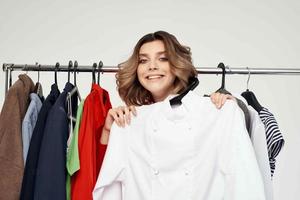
[139,51,167,57]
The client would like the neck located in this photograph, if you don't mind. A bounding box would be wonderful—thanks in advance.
[153,92,177,103]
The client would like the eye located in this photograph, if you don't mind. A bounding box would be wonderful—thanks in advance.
[138,58,148,64]
[159,57,169,61]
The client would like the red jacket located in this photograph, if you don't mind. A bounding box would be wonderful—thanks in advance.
[71,84,111,200]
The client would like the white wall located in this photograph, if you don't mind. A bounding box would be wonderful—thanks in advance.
[0,0,299,199]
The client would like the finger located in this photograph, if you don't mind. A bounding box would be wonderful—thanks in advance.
[210,93,217,104]
[124,106,131,125]
[116,107,126,127]
[129,106,137,116]
[214,93,222,109]
[221,95,227,107]
[110,109,122,127]
[218,94,225,108]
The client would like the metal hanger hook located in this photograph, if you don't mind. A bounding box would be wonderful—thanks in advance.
[246,67,251,90]
[24,64,28,74]
[98,61,103,85]
[35,62,40,82]
[38,64,41,83]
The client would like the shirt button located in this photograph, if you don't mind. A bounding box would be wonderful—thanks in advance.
[154,169,159,175]
[153,128,157,133]
[185,169,190,176]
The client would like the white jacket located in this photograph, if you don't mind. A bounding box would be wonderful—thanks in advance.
[93,91,266,200]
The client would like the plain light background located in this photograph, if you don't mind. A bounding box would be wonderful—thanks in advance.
[0,0,299,199]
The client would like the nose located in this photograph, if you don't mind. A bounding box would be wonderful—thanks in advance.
[148,61,158,71]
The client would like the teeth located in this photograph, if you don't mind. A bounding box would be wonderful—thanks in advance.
[147,75,163,79]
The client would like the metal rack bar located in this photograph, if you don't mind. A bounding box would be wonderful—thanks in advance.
[3,63,300,75]
[3,63,300,94]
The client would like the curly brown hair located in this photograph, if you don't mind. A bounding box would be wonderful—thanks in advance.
[116,31,198,106]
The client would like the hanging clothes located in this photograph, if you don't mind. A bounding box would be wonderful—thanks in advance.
[248,105,273,200]
[22,93,43,164]
[71,84,111,200]
[34,82,77,200]
[66,99,85,200]
[20,83,60,200]
[235,94,273,200]
[93,91,266,200]
[259,108,285,177]
[0,74,34,200]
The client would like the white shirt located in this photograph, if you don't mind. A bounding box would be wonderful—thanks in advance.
[93,91,266,200]
[235,94,273,200]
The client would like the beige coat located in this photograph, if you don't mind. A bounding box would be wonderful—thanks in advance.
[0,74,34,200]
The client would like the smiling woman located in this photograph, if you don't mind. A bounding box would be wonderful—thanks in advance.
[116,31,197,106]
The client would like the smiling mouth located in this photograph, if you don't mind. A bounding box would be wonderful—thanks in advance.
[146,75,164,80]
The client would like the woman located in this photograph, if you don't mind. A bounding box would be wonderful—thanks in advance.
[100,31,233,144]
[94,31,265,199]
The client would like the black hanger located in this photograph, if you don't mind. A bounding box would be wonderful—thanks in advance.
[68,60,73,83]
[55,62,59,85]
[169,76,199,106]
[215,62,231,95]
[9,67,13,87]
[241,68,263,112]
[92,63,97,83]
[74,61,78,86]
[98,61,103,85]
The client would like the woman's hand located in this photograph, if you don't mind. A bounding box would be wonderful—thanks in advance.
[101,105,137,144]
[210,92,236,109]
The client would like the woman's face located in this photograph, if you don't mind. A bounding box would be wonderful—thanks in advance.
[137,40,176,102]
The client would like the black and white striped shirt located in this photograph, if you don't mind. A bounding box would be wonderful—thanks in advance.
[259,107,285,177]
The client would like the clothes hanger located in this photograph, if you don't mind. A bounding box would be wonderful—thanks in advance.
[92,63,97,84]
[70,60,81,101]
[241,67,263,112]
[66,60,81,123]
[97,61,103,85]
[215,62,231,95]
[73,60,78,87]
[68,60,73,83]
[96,61,107,104]
[9,66,13,87]
[55,62,59,86]
[169,76,199,106]
[33,63,44,99]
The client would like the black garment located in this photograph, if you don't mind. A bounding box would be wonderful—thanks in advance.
[236,98,251,136]
[34,82,77,200]
[20,84,60,200]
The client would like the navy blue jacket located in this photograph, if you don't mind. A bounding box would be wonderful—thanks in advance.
[20,84,60,200]
[34,82,77,200]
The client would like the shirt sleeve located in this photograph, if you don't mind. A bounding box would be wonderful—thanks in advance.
[93,123,127,200]
[219,103,266,200]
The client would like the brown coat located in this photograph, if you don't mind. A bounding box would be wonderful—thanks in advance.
[0,74,34,200]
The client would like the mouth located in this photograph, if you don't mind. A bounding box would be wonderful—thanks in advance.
[146,75,164,80]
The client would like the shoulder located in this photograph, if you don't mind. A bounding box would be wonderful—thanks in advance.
[186,91,243,123]
[132,103,160,122]
[187,91,239,112]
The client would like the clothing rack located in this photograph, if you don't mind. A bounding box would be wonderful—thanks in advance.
[3,62,300,94]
